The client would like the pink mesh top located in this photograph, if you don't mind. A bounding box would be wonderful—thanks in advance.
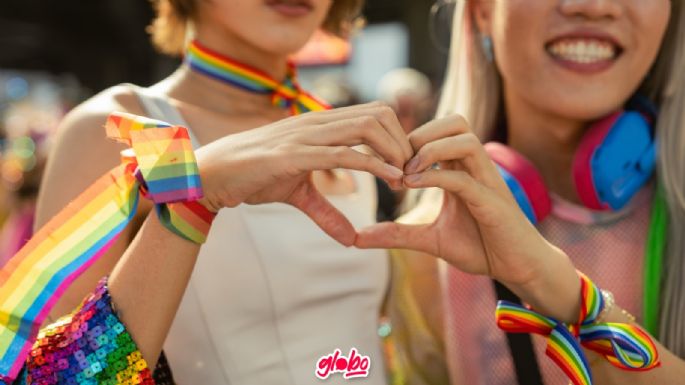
[444,186,653,385]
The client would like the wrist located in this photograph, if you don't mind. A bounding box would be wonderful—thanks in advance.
[197,195,220,214]
[506,244,581,323]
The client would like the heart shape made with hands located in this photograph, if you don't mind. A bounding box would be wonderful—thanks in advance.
[297,114,549,286]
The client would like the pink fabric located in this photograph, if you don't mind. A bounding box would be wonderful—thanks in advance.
[444,187,652,385]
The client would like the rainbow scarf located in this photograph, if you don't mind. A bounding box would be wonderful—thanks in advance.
[496,272,660,385]
[186,40,330,115]
[0,112,212,383]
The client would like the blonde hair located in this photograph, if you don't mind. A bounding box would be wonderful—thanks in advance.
[437,1,685,355]
[148,0,364,56]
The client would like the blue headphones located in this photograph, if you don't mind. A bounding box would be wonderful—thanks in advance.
[486,96,657,224]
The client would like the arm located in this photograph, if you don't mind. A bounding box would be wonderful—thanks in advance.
[13,103,412,382]
[35,86,150,321]
[507,247,685,385]
[356,114,685,385]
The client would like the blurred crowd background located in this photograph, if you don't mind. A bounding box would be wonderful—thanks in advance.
[0,0,452,261]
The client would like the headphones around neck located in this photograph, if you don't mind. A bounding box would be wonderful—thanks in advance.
[486,96,658,224]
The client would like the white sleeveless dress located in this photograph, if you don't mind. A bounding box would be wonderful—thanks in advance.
[131,85,390,385]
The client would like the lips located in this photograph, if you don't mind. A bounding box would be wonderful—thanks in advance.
[545,31,624,73]
[265,0,314,17]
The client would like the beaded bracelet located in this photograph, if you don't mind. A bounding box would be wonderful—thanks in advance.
[496,271,660,385]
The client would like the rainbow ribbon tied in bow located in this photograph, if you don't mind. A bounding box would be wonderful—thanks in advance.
[0,112,215,384]
[496,272,660,385]
[185,39,330,115]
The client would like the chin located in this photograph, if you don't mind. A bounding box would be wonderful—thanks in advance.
[257,28,315,55]
[547,97,628,122]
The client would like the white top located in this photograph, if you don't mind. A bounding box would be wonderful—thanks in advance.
[131,85,389,385]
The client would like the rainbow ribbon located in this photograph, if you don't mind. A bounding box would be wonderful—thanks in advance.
[186,40,330,115]
[0,112,213,383]
[496,273,660,385]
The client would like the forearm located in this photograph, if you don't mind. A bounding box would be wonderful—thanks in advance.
[505,246,685,384]
[504,242,581,324]
[108,211,200,367]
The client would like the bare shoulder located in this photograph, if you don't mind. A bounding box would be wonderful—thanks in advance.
[57,84,145,147]
[35,84,147,226]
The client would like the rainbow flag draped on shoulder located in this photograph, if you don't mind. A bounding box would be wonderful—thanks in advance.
[0,112,212,383]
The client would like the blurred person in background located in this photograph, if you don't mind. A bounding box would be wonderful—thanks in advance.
[0,133,47,264]
[377,68,435,135]
[34,0,412,384]
[0,73,75,265]
[357,0,685,384]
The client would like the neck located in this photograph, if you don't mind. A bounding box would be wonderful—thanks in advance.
[504,87,587,203]
[165,29,291,115]
[194,27,290,80]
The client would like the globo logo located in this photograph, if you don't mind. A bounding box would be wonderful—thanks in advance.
[315,348,371,380]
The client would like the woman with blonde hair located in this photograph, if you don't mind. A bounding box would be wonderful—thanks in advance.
[34,0,413,384]
[358,0,685,384]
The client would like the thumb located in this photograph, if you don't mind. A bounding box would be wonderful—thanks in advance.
[355,221,437,255]
[286,182,357,247]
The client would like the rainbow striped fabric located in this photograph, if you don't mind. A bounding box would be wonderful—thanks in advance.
[0,112,212,383]
[185,40,330,115]
[495,272,660,385]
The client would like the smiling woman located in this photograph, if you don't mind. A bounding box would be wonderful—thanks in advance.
[353,0,685,385]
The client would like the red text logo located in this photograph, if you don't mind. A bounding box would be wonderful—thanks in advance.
[315,348,370,380]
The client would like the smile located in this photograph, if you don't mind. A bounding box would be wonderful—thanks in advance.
[545,34,624,74]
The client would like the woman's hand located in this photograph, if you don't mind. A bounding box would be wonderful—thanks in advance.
[355,115,580,320]
[196,102,413,247]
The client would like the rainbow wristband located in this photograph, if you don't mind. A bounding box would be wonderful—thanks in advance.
[496,272,660,385]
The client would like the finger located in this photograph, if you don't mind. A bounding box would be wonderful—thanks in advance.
[405,133,500,187]
[286,182,357,247]
[403,169,491,209]
[295,146,404,183]
[369,102,414,161]
[354,222,438,255]
[313,116,407,169]
[408,114,470,152]
[293,101,399,126]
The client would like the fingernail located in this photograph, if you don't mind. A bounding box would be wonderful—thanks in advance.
[405,156,421,174]
[405,174,422,185]
[385,164,404,179]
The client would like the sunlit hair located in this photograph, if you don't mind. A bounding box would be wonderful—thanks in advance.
[148,0,364,56]
[437,1,685,355]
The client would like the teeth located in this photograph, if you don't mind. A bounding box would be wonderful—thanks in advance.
[547,39,617,64]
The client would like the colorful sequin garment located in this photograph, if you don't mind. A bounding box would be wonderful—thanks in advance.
[15,278,152,385]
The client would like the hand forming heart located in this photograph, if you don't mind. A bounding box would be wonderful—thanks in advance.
[197,104,568,292]
[355,114,562,289]
[195,102,413,246]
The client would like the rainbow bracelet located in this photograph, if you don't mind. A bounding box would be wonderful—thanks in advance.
[496,272,660,385]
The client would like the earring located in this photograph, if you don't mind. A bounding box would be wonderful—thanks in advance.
[481,35,494,63]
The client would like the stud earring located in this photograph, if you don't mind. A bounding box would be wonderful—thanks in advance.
[481,35,494,63]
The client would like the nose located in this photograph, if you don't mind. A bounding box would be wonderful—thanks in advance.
[559,0,624,20]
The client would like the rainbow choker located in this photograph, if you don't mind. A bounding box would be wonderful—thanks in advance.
[185,40,329,115]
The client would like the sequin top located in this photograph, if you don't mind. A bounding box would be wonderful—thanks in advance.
[11,278,151,385]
